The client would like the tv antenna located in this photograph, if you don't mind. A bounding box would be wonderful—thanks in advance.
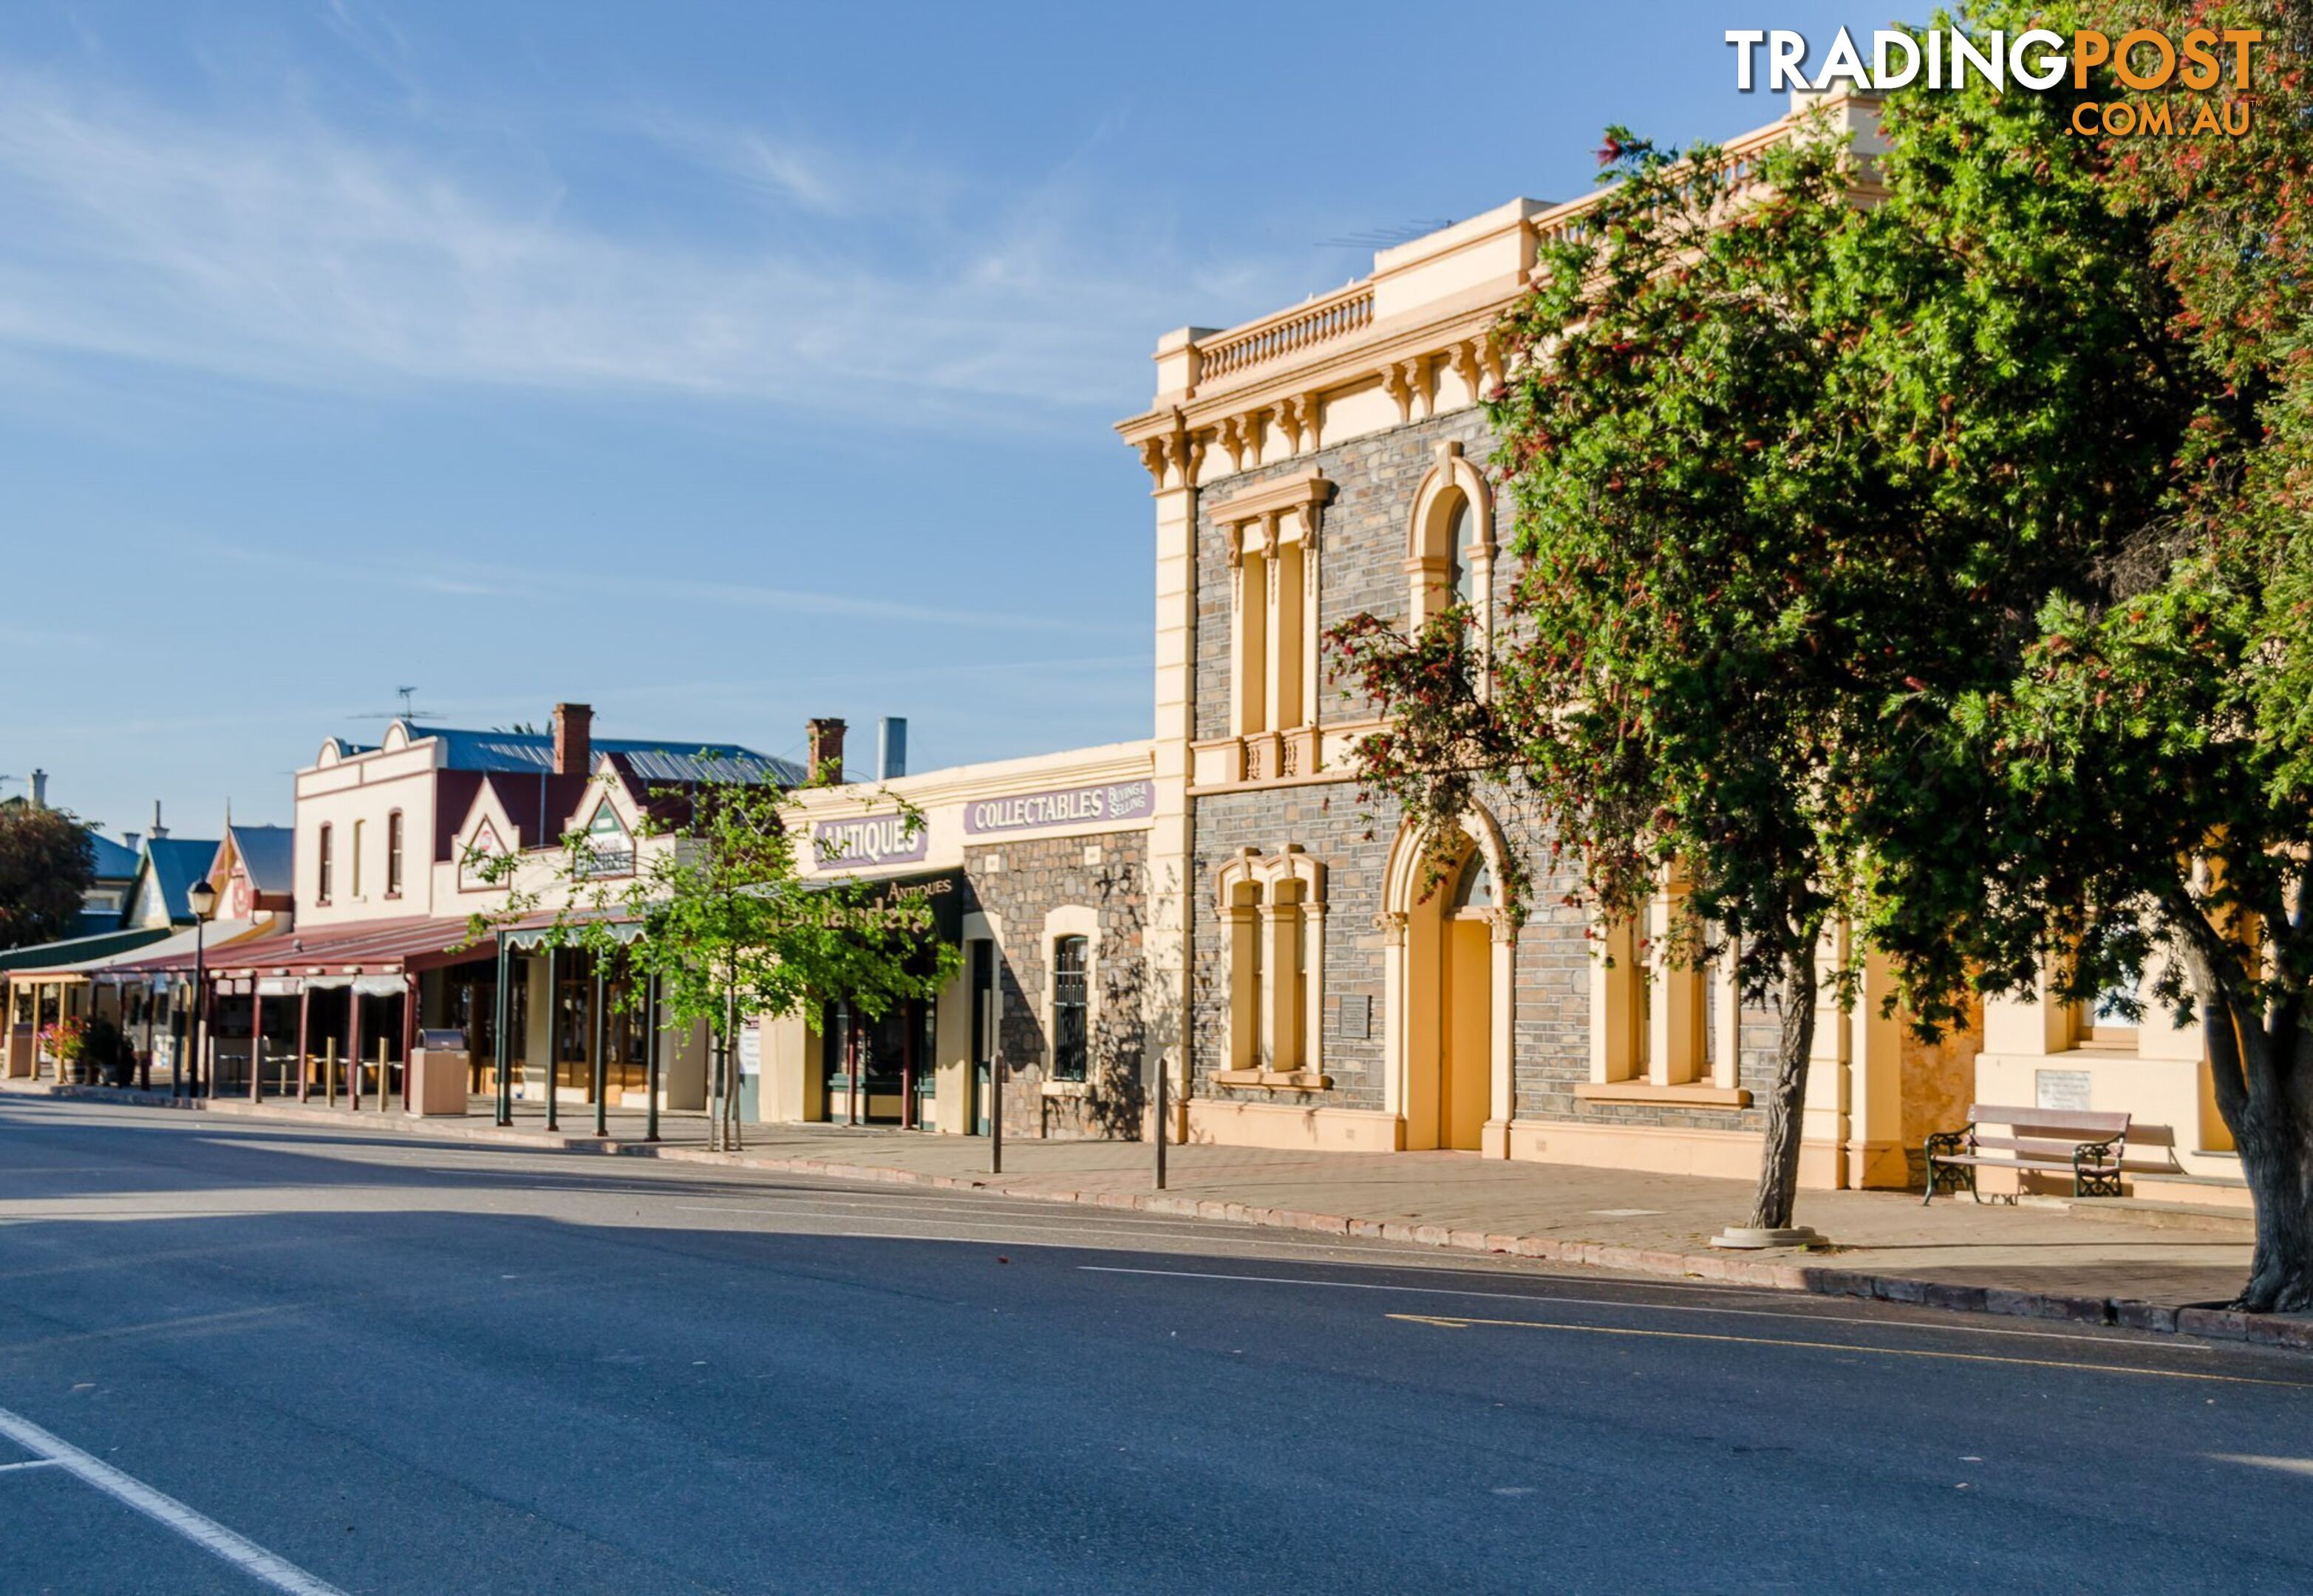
[352,686,440,723]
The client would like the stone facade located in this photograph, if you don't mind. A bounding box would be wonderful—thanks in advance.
[963,829,1148,1139]
[1187,404,1781,1145]
[1194,410,1495,743]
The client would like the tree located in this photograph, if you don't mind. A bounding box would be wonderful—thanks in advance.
[1332,10,2190,1237]
[1871,1,2313,1310]
[0,805,97,950]
[469,765,957,1150]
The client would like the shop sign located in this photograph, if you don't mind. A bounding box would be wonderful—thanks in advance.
[812,813,930,868]
[964,779,1154,836]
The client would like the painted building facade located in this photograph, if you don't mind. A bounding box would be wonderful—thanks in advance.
[773,737,1155,1141]
[1103,90,2029,1192]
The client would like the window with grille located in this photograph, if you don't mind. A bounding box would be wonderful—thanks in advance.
[1052,935,1089,1082]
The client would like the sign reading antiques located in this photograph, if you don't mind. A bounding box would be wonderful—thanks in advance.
[964,779,1154,836]
[812,813,930,868]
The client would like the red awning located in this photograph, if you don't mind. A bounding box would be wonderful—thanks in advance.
[106,914,497,979]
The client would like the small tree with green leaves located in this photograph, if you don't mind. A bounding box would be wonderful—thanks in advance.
[469,763,956,1150]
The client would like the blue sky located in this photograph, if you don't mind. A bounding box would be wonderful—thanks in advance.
[1,0,1883,839]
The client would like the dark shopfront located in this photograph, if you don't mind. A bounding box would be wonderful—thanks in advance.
[816,869,963,1130]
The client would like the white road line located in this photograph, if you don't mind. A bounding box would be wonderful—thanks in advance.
[1075,1265,2211,1350]
[0,1458,61,1473]
[0,1405,347,1596]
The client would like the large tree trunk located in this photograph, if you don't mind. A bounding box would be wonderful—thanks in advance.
[2232,1105,2313,1313]
[2181,937,2313,1314]
[1746,948,1818,1232]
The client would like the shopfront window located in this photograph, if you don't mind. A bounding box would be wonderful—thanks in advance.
[1052,935,1089,1082]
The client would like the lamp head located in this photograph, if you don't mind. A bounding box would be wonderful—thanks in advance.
[186,880,217,919]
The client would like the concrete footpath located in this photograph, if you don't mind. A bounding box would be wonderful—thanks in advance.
[6,1078,2297,1349]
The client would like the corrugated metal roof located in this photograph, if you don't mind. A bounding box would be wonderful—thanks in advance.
[231,825,296,896]
[405,725,803,785]
[141,837,220,921]
[85,831,140,880]
[75,915,265,976]
[0,925,172,974]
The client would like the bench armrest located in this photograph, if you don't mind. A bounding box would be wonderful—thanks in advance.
[1924,1128,1973,1159]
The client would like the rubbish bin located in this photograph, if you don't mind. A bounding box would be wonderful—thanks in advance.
[409,1029,471,1117]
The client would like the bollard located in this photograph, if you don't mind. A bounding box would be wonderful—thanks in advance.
[325,1038,337,1107]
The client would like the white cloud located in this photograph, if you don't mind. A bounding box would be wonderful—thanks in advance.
[0,64,1295,424]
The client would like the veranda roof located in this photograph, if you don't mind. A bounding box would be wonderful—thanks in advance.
[106,915,487,980]
[57,921,267,981]
[0,925,174,977]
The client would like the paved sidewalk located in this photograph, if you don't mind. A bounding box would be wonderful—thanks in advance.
[5,1080,2290,1346]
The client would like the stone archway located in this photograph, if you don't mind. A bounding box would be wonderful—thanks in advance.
[1380,810,1517,1154]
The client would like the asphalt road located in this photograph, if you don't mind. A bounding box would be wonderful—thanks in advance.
[2,1097,2311,1595]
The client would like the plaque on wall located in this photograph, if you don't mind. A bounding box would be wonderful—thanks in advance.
[2034,1068,2094,1112]
[1335,993,1372,1040]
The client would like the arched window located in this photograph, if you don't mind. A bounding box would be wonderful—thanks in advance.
[1205,471,1332,785]
[1407,444,1493,638]
[385,811,405,896]
[350,818,366,898]
[1214,849,1328,1084]
[1447,493,1476,610]
[316,822,334,904]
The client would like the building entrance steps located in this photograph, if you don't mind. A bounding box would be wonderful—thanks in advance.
[4,1078,2299,1349]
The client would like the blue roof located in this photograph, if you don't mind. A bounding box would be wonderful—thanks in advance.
[230,825,296,896]
[143,836,219,921]
[406,725,803,785]
[86,831,140,880]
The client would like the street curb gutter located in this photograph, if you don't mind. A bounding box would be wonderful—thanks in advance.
[9,1081,2304,1351]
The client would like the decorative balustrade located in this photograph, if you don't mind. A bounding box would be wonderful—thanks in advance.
[1180,115,1813,392]
[1196,286,1374,386]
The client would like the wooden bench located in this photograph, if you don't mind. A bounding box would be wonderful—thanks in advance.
[1924,1105,2131,1204]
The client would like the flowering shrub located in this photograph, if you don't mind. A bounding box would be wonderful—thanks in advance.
[38,1015,89,1065]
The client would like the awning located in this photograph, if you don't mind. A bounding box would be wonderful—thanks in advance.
[7,922,270,981]
[0,925,172,976]
[104,915,488,981]
[800,867,966,944]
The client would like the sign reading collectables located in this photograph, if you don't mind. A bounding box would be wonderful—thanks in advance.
[964,779,1155,836]
[812,813,930,868]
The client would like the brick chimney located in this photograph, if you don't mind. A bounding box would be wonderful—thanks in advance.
[552,703,593,776]
[806,717,847,783]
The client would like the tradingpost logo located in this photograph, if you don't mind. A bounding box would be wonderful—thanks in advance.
[1726,24,2263,137]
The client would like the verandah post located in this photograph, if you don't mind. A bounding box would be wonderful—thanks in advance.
[348,992,364,1111]
[644,973,661,1144]
[543,944,560,1133]
[494,935,511,1127]
[591,961,608,1139]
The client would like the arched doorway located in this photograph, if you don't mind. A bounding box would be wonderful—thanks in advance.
[1383,814,1514,1154]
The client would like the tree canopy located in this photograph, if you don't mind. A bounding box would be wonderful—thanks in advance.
[1332,2,2218,1236]
[1867,0,2313,1309]
[0,805,98,951]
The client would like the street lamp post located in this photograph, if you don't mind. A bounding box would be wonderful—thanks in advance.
[185,879,217,1099]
